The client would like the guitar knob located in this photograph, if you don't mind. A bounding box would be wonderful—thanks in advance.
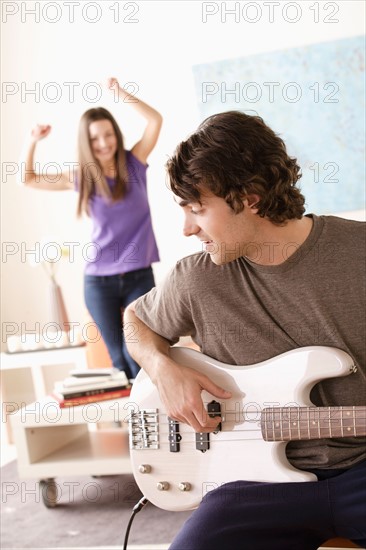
[138,464,151,474]
[178,482,191,492]
[156,481,170,491]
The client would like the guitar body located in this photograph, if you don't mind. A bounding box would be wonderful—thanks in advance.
[129,346,354,511]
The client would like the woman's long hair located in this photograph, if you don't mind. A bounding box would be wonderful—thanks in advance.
[76,107,128,216]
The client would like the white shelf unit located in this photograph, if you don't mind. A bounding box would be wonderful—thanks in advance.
[1,346,88,443]
[10,396,133,480]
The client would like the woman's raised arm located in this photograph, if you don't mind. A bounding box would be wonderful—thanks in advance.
[19,124,75,190]
[106,77,163,165]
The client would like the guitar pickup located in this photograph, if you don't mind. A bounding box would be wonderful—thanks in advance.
[195,431,209,452]
[208,400,222,433]
[168,417,181,452]
[195,401,222,453]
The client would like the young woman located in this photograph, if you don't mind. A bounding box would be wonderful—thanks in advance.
[22,78,163,379]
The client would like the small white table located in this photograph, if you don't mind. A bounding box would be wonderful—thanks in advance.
[10,396,134,506]
[1,345,88,442]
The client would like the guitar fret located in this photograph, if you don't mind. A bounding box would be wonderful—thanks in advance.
[341,407,344,437]
[267,411,275,437]
[264,410,269,442]
[343,408,352,436]
[310,408,316,438]
[328,407,332,438]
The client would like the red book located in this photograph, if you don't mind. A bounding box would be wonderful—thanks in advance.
[55,383,130,399]
[52,387,131,408]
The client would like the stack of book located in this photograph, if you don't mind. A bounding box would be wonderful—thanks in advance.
[52,368,131,407]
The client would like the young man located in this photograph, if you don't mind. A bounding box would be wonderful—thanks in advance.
[124,111,366,549]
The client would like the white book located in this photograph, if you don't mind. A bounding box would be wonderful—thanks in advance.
[68,368,116,377]
[54,371,129,394]
[61,376,113,388]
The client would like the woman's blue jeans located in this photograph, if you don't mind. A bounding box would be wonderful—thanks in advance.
[84,266,155,379]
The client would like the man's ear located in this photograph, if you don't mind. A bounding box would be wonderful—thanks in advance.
[244,194,261,213]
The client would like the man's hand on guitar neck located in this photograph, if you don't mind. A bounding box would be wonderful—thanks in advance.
[124,301,232,433]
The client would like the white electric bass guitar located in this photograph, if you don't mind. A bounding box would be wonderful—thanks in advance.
[128,346,365,512]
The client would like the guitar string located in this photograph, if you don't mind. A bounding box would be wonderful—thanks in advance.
[132,411,366,425]
[131,408,365,419]
[131,436,364,446]
[142,427,361,441]
[131,428,364,443]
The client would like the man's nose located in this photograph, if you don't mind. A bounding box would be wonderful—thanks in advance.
[183,217,200,237]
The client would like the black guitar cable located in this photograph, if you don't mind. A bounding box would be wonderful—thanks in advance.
[123,496,149,550]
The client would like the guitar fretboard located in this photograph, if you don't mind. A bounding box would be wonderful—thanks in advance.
[261,406,366,441]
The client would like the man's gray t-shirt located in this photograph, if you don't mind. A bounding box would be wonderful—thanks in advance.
[134,215,366,470]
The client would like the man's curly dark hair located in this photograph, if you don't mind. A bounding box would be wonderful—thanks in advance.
[166,111,305,224]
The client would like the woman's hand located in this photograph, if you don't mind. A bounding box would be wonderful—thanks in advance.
[31,124,51,142]
[106,77,120,92]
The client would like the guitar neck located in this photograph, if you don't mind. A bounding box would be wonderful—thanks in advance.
[261,406,366,441]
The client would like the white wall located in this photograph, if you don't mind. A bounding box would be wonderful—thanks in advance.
[1,0,365,349]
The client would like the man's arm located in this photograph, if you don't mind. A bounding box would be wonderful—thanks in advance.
[124,301,231,433]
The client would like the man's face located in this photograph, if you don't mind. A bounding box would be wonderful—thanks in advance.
[177,191,259,265]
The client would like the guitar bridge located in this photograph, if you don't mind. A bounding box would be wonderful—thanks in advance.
[195,400,222,453]
[129,409,159,450]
